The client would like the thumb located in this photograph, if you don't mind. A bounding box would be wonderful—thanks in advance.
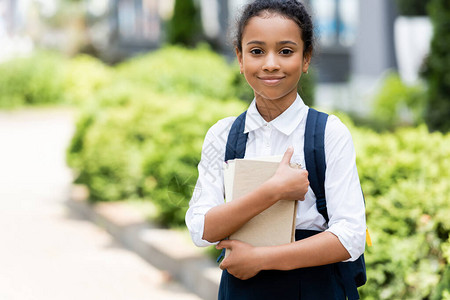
[280,146,294,165]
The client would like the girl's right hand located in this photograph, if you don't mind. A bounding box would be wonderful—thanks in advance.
[268,146,309,201]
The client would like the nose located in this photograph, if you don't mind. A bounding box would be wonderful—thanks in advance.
[262,52,280,72]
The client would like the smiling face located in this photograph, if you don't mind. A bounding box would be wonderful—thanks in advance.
[236,13,311,106]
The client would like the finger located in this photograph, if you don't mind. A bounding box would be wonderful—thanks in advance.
[219,257,229,270]
[217,240,233,250]
[280,146,294,165]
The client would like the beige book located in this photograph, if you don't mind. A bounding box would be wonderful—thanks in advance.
[223,156,298,258]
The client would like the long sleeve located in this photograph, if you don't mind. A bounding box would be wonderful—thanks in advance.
[185,117,235,247]
[323,116,366,261]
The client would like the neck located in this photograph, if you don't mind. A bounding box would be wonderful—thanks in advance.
[255,94,297,122]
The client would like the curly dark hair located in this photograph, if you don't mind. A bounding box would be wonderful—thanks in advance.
[233,0,315,56]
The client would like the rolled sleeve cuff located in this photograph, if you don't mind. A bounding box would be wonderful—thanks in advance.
[186,206,218,247]
[326,221,366,262]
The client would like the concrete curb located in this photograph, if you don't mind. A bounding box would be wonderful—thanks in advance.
[67,184,221,300]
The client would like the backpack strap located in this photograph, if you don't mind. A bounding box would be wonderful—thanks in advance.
[304,108,365,299]
[225,111,249,161]
[304,108,329,223]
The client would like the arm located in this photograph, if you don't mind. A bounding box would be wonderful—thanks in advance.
[260,231,350,270]
[217,231,349,280]
[203,146,309,242]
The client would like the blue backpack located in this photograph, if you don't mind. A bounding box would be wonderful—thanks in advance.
[222,108,366,300]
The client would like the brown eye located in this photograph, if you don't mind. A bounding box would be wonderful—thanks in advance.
[250,49,263,55]
[280,49,293,55]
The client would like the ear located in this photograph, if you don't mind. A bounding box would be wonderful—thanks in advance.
[235,47,244,74]
[302,50,312,73]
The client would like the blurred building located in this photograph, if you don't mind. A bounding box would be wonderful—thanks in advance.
[312,0,399,113]
[85,0,171,63]
[0,0,34,62]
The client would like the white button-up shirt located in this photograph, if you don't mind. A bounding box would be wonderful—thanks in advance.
[185,94,366,261]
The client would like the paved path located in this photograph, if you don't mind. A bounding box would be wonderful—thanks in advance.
[0,108,201,300]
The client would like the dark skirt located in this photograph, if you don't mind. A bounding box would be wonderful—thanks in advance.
[218,230,347,300]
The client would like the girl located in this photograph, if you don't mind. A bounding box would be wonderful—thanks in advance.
[185,0,366,299]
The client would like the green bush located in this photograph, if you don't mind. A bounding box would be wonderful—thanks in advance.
[348,123,450,299]
[0,51,113,109]
[0,51,67,108]
[229,61,254,103]
[298,67,316,107]
[68,90,246,226]
[424,0,450,132]
[143,97,246,226]
[166,0,202,46]
[371,73,427,130]
[67,86,169,201]
[116,45,236,101]
[63,54,113,105]
[395,0,431,16]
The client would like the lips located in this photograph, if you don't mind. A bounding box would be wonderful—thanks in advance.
[258,76,285,86]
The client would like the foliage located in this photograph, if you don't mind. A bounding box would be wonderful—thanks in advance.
[371,72,427,130]
[423,0,450,132]
[166,0,202,47]
[395,0,431,16]
[0,51,113,109]
[63,54,113,105]
[1,45,240,108]
[116,45,236,101]
[434,263,450,300]
[141,96,245,226]
[298,67,316,107]
[229,61,254,103]
[67,90,246,226]
[0,51,67,108]
[348,123,450,299]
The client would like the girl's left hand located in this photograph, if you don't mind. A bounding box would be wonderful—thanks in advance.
[217,240,263,280]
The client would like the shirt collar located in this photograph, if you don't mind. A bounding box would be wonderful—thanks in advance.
[244,94,308,136]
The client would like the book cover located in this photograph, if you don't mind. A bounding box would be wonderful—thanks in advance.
[223,156,298,258]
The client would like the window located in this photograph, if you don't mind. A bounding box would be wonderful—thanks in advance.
[117,0,160,42]
[310,0,358,47]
